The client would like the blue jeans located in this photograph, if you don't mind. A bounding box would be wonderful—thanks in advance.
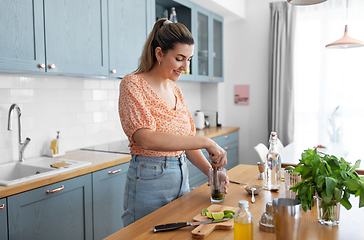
[122,153,190,227]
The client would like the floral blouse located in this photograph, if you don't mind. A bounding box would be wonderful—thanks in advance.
[118,74,196,157]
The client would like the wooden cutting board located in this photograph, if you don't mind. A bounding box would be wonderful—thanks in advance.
[191,205,239,239]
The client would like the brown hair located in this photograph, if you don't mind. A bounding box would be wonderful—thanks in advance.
[134,18,194,74]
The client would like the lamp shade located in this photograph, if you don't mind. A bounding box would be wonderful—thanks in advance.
[287,0,327,5]
[326,25,364,48]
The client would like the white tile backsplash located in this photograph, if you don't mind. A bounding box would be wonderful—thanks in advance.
[0,73,126,164]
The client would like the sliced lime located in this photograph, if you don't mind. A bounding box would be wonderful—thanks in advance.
[223,213,234,219]
[212,212,224,220]
[202,208,209,216]
[223,210,235,216]
[206,212,213,219]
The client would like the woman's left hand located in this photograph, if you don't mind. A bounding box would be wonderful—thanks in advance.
[224,174,229,194]
[207,172,229,194]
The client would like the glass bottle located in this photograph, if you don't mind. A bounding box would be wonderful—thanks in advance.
[264,132,281,190]
[169,7,178,23]
[234,200,253,240]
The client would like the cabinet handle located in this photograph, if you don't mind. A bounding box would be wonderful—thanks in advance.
[111,69,116,74]
[225,135,230,139]
[46,185,64,194]
[39,63,46,69]
[224,146,230,150]
[49,64,56,69]
[0,204,4,210]
[209,77,215,81]
[108,169,121,174]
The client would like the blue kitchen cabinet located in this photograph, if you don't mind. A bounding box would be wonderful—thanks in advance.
[0,0,45,73]
[43,0,109,75]
[188,131,239,190]
[195,5,224,82]
[155,0,197,81]
[92,163,129,240]
[154,0,223,82]
[0,198,7,240]
[0,0,109,76]
[108,0,152,77]
[7,174,92,240]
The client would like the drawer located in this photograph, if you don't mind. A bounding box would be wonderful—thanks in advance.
[213,131,239,147]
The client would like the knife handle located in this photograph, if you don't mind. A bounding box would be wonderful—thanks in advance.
[153,222,190,232]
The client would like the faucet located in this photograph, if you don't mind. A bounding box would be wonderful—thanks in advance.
[7,104,31,162]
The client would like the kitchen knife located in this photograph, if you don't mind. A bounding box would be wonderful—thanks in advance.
[153,218,230,232]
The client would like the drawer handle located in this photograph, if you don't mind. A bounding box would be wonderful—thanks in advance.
[225,135,230,139]
[108,169,121,174]
[0,204,4,210]
[38,63,45,69]
[111,69,116,74]
[46,185,64,194]
[49,64,56,69]
[224,146,231,150]
[209,77,215,81]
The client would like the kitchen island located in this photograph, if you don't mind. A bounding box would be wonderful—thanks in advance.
[105,164,364,240]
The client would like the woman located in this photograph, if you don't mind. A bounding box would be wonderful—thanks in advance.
[119,18,228,227]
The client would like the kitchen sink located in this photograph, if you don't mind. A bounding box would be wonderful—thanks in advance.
[0,157,91,186]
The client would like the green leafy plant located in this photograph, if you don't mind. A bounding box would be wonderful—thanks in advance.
[291,148,364,219]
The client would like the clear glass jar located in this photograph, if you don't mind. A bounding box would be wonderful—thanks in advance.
[234,200,253,240]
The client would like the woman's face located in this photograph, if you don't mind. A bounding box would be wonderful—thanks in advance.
[158,43,194,81]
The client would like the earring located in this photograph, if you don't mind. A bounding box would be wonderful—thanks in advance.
[158,61,161,66]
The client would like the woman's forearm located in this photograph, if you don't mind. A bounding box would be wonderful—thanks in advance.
[133,128,214,152]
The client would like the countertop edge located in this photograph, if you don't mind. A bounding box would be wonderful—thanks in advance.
[0,126,240,198]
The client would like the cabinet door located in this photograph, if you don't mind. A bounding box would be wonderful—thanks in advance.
[43,0,108,75]
[210,13,223,82]
[0,198,7,240]
[8,174,92,240]
[108,0,148,77]
[0,0,45,72]
[93,163,129,240]
[195,5,210,81]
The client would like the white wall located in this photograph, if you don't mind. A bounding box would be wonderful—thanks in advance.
[0,74,126,164]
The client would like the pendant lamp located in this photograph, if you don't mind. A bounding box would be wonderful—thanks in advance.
[326,0,364,48]
[287,0,327,6]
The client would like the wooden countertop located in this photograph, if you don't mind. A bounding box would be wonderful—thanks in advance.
[105,164,364,240]
[0,126,239,198]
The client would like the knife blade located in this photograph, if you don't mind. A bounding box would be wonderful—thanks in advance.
[153,217,230,232]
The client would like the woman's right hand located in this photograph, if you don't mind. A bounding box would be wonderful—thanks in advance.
[205,139,227,169]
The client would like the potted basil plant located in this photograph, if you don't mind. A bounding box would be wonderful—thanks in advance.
[290,148,364,226]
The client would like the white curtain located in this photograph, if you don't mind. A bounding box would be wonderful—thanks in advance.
[268,2,296,146]
[293,0,364,161]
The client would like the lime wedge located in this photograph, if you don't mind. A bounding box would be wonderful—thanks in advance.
[223,213,234,219]
[202,208,209,216]
[223,210,235,216]
[212,212,224,220]
[206,212,213,219]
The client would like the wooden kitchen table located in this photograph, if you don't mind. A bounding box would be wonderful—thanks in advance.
[105,164,364,240]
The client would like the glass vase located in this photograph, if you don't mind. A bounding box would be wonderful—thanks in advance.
[316,197,340,226]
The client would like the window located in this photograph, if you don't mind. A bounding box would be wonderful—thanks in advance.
[293,0,364,162]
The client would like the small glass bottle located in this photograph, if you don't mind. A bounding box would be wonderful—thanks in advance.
[264,132,281,190]
[234,200,253,240]
[169,7,178,23]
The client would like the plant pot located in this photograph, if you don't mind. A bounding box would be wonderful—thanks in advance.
[316,197,340,226]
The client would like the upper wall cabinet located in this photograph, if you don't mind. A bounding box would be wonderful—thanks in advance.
[0,0,109,76]
[155,0,223,82]
[108,0,152,77]
[195,5,223,82]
